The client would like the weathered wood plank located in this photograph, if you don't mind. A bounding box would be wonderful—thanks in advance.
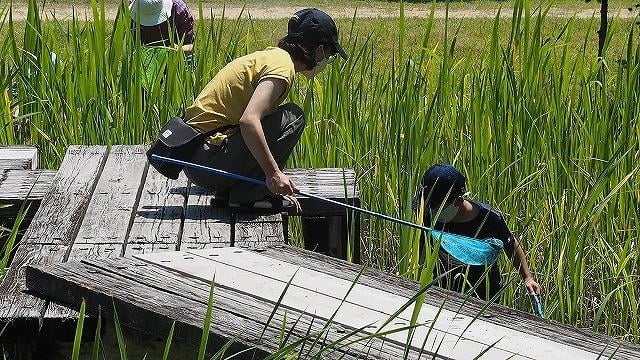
[0,146,39,170]
[67,145,149,259]
[234,213,284,248]
[180,184,230,249]
[262,245,640,360]
[283,168,361,261]
[25,257,424,360]
[0,146,108,320]
[44,145,149,319]
[125,168,188,256]
[0,170,55,228]
[182,169,359,249]
[138,249,584,360]
[196,248,603,359]
[0,169,55,201]
[24,260,272,358]
[101,256,427,360]
[90,257,414,360]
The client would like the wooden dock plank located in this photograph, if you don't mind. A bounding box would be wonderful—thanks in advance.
[0,146,39,170]
[285,168,359,214]
[89,257,412,360]
[180,185,231,250]
[0,169,55,222]
[66,145,149,259]
[0,169,56,201]
[137,249,496,359]
[263,246,640,360]
[285,168,357,193]
[136,248,590,360]
[125,168,188,255]
[25,257,423,360]
[44,145,149,319]
[26,247,638,359]
[0,146,108,320]
[188,249,591,359]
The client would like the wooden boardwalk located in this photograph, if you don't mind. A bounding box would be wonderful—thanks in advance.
[0,145,359,327]
[25,246,640,360]
[0,169,56,220]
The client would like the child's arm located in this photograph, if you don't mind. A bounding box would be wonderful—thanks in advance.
[506,238,541,295]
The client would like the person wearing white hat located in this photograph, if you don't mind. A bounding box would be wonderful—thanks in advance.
[130,0,195,53]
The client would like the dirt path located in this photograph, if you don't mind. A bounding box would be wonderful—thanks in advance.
[4,3,638,21]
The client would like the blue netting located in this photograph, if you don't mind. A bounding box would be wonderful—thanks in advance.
[430,230,503,266]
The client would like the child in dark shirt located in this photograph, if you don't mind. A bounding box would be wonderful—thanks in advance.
[413,164,541,300]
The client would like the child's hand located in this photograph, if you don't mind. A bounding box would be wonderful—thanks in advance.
[524,277,541,295]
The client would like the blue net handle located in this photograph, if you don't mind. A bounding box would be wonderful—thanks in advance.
[430,230,504,266]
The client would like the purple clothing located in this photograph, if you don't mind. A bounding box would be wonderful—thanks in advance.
[170,0,195,44]
[133,0,195,47]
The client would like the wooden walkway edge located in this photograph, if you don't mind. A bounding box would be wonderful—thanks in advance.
[24,246,640,360]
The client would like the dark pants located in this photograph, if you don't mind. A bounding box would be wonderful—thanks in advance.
[184,103,306,204]
[434,260,502,301]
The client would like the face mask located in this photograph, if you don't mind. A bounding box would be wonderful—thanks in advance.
[302,58,329,78]
[431,203,459,223]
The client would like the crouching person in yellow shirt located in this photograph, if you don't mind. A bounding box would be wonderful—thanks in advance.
[183,9,347,213]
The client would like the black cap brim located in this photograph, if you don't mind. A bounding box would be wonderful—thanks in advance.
[333,41,348,60]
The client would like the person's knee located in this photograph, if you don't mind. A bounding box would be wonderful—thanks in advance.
[282,103,306,133]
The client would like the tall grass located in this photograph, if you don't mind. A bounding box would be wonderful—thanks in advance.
[0,0,639,343]
[0,199,31,278]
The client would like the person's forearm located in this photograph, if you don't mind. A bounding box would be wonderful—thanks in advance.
[509,240,534,280]
[239,117,279,177]
[182,44,194,53]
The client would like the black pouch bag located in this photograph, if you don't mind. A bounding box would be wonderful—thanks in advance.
[146,117,234,179]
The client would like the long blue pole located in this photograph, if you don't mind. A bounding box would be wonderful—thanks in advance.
[150,154,434,233]
[151,155,545,313]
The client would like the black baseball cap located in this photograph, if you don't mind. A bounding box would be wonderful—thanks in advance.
[287,8,348,60]
[412,164,466,210]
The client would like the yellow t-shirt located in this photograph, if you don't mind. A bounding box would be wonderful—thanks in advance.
[184,47,295,144]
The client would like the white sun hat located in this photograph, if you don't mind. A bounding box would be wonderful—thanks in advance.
[129,0,172,26]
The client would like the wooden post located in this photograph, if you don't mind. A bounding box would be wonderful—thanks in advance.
[597,0,608,58]
[230,211,236,247]
[301,212,360,263]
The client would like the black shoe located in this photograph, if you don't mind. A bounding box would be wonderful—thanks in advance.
[210,196,229,208]
[228,194,295,214]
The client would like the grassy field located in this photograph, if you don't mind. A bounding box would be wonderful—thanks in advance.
[1,0,639,350]
[9,0,637,12]
[7,0,640,22]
